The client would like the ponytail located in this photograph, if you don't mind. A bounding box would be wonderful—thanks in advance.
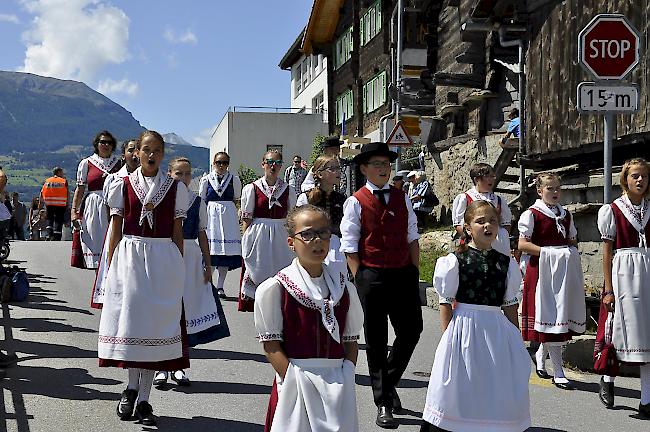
[456,227,471,253]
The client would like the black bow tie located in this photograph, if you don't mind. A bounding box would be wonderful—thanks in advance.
[373,189,389,205]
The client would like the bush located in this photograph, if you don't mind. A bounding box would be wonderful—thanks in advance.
[308,134,326,167]
[238,164,258,187]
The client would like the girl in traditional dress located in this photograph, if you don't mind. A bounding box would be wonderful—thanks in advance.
[255,205,363,432]
[153,157,230,387]
[199,152,242,299]
[518,173,585,390]
[421,200,530,432]
[451,163,512,255]
[71,130,121,269]
[596,158,650,416]
[91,139,139,309]
[239,150,296,312]
[98,131,189,426]
[296,154,346,272]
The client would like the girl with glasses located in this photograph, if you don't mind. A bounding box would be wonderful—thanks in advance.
[199,152,242,298]
[239,150,296,312]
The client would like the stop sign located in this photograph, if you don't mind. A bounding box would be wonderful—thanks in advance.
[578,14,641,80]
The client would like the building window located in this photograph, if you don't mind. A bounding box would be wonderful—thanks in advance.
[334,26,353,69]
[302,57,311,90]
[335,90,354,125]
[360,0,382,46]
[363,71,387,114]
[294,65,302,95]
[312,91,324,114]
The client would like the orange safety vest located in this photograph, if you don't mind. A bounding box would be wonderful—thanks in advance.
[41,176,68,207]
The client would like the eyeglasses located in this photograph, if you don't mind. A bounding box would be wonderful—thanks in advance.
[214,161,229,166]
[294,227,332,242]
[293,160,301,164]
[265,159,283,166]
[366,161,391,168]
[321,165,341,173]
[98,139,114,145]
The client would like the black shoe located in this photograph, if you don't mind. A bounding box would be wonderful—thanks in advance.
[153,371,168,387]
[116,389,138,420]
[0,353,18,368]
[217,288,227,299]
[639,402,650,418]
[535,369,552,379]
[599,377,614,408]
[552,378,575,390]
[135,401,157,426]
[171,370,190,386]
[390,388,403,415]
[376,405,398,429]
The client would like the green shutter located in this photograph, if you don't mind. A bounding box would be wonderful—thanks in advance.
[360,17,365,46]
[348,90,354,118]
[376,0,382,33]
[380,71,386,105]
[363,84,367,113]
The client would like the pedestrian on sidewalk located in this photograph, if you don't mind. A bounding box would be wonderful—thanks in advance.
[341,142,422,429]
[199,152,242,299]
[254,205,363,432]
[452,163,512,256]
[153,157,229,388]
[10,192,27,240]
[518,173,585,390]
[421,200,530,432]
[284,154,307,195]
[238,149,295,312]
[90,139,139,309]
[40,167,68,241]
[97,130,189,426]
[595,158,650,416]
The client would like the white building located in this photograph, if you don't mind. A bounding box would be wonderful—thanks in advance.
[279,28,328,123]
[209,108,328,176]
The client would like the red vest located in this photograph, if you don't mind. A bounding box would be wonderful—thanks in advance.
[122,177,178,238]
[353,186,410,269]
[252,184,290,219]
[527,208,572,268]
[610,202,650,249]
[86,160,119,192]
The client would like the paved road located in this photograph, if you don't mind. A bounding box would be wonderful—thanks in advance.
[0,241,646,431]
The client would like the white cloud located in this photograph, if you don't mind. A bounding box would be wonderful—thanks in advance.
[164,28,197,45]
[0,14,20,23]
[19,0,130,83]
[97,78,138,97]
[192,127,215,148]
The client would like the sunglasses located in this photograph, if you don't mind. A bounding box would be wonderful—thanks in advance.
[294,227,332,242]
[366,160,391,168]
[214,161,229,166]
[98,139,114,145]
[265,159,283,166]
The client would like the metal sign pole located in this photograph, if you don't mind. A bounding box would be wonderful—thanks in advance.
[603,113,614,203]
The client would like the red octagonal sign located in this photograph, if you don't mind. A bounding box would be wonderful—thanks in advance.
[578,14,641,80]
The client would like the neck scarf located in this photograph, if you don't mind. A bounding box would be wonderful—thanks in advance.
[128,167,175,228]
[616,195,649,247]
[531,199,568,238]
[88,153,120,174]
[208,171,232,197]
[255,177,288,210]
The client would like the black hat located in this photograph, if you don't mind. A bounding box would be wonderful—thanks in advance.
[322,136,343,148]
[352,142,398,164]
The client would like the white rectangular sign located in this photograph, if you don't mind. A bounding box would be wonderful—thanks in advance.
[577,82,639,113]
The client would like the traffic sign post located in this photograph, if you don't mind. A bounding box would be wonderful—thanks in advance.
[386,121,413,147]
[577,14,641,203]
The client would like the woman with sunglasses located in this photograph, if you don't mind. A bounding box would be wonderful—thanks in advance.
[199,152,242,298]
[239,150,296,312]
[297,154,346,274]
[71,130,121,270]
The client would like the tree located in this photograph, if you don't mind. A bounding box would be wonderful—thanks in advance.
[237,164,258,187]
[308,134,326,167]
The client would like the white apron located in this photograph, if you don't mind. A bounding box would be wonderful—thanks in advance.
[206,200,242,256]
[612,247,650,363]
[534,246,586,335]
[272,358,358,432]
[80,190,108,268]
[183,239,221,334]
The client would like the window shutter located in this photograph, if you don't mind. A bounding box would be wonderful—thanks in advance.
[363,84,367,113]
[360,17,365,46]
[348,91,354,118]
[381,71,386,105]
[348,27,353,55]
[376,1,382,32]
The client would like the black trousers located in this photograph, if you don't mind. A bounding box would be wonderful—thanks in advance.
[46,206,66,241]
[354,264,423,406]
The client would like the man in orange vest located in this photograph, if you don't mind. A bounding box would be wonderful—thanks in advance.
[40,167,69,241]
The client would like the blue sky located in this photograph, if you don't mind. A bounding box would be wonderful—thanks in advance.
[0,0,312,146]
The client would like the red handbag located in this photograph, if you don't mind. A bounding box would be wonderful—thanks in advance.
[594,312,619,376]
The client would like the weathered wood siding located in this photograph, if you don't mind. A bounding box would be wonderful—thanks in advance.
[526,0,650,157]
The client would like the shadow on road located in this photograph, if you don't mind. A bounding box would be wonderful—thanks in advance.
[157,380,272,395]
[189,347,267,363]
[143,416,263,431]
[355,373,429,389]
[572,380,641,399]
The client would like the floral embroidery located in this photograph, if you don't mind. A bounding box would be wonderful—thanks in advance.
[186,312,219,328]
[98,334,182,346]
[110,208,124,217]
[257,332,283,342]
[343,335,360,342]
[175,209,187,219]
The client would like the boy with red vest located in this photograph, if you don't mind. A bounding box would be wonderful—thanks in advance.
[341,142,422,429]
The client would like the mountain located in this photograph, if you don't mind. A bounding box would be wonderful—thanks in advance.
[0,71,209,200]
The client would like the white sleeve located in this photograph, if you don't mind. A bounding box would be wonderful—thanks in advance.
[76,158,89,185]
[433,253,459,304]
[233,175,242,200]
[175,182,189,219]
[340,196,362,253]
[518,210,535,239]
[343,282,364,342]
[451,193,467,226]
[301,168,315,192]
[107,177,125,216]
[199,200,208,231]
[199,176,208,201]
[254,278,284,342]
[597,204,616,241]
[296,193,308,207]
[503,257,522,306]
[404,194,420,243]
[240,183,256,219]
[102,174,115,205]
[499,195,513,226]
[568,212,577,239]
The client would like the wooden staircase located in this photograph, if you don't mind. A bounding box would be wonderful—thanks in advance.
[493,138,521,195]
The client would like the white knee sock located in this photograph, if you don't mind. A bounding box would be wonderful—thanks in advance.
[535,343,548,371]
[216,266,228,290]
[603,375,615,383]
[547,343,566,380]
[127,368,140,390]
[640,364,650,405]
[138,370,155,402]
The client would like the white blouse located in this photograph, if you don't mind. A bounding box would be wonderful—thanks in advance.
[76,155,117,186]
[240,179,297,220]
[296,192,309,207]
[254,277,364,344]
[107,176,190,219]
[451,189,513,227]
[518,208,578,240]
[597,204,616,241]
[198,172,242,201]
[433,252,522,307]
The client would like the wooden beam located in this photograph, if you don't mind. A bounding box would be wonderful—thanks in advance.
[433,72,483,88]
[431,133,478,152]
